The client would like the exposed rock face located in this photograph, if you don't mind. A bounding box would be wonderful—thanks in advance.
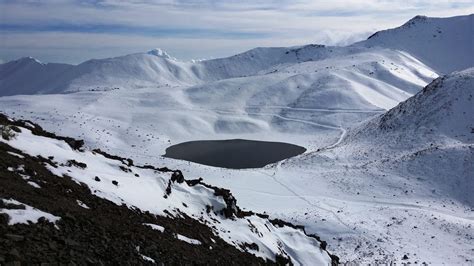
[0,139,270,265]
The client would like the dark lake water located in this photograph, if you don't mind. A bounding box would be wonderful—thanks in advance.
[163,139,306,169]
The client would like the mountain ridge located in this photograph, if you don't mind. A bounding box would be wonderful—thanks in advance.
[1,14,471,97]
[0,14,473,264]
[356,14,474,73]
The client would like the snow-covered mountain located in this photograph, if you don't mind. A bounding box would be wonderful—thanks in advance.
[276,68,474,263]
[355,14,474,74]
[0,51,203,95]
[338,68,474,206]
[0,57,74,96]
[348,68,473,147]
[1,14,472,98]
[0,45,434,104]
[0,14,473,264]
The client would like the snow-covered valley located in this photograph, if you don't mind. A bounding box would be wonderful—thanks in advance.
[1,14,473,264]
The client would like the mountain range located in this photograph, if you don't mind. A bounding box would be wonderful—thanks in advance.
[0,14,473,264]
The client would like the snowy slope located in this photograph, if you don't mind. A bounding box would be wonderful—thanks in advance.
[63,52,203,92]
[197,45,362,79]
[0,116,337,265]
[348,68,474,147]
[339,68,474,205]
[249,69,473,263]
[355,14,474,74]
[187,48,435,112]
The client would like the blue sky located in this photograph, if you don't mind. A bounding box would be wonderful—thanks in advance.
[1,0,473,64]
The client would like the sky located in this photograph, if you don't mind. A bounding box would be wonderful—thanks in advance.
[0,0,473,64]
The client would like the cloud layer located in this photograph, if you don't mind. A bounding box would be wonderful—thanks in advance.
[1,0,473,63]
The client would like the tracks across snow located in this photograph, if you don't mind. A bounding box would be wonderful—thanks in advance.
[257,168,354,230]
[244,105,386,114]
[205,107,349,150]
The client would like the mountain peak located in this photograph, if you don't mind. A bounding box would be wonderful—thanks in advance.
[15,56,44,65]
[409,15,428,21]
[402,15,429,28]
[358,14,474,73]
[147,48,176,60]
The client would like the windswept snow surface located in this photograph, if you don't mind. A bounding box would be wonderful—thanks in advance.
[0,14,473,264]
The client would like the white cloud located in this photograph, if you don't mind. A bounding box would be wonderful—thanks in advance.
[1,31,359,63]
[0,0,473,63]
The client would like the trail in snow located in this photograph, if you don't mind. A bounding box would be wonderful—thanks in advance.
[278,193,474,223]
[256,161,353,230]
[321,128,347,150]
[215,109,343,130]
[244,105,386,113]
[209,108,347,144]
[210,108,349,152]
[256,168,353,230]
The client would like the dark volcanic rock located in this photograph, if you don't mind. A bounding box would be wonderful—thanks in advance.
[0,141,272,265]
[0,125,273,265]
[0,113,339,265]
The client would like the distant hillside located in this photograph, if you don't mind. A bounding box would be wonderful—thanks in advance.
[0,57,73,96]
